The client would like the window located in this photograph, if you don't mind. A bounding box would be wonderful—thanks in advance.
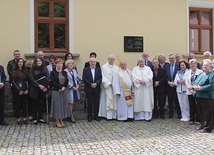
[189,8,212,54]
[34,0,69,53]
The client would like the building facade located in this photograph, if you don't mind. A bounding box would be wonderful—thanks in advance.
[0,0,214,76]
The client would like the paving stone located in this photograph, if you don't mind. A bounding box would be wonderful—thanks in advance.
[0,117,214,154]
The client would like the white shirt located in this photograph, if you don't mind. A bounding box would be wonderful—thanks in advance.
[90,66,95,82]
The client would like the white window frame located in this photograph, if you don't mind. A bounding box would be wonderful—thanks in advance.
[29,0,73,53]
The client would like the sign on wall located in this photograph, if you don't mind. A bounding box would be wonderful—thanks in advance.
[124,36,143,52]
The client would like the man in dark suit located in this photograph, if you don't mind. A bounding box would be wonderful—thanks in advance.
[0,65,8,125]
[84,52,101,68]
[158,54,169,109]
[152,59,167,119]
[7,50,21,116]
[142,52,153,69]
[165,54,181,119]
[158,54,169,69]
[83,57,102,122]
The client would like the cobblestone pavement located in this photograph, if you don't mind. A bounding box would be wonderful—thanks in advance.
[0,117,214,155]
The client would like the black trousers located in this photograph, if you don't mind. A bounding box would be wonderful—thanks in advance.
[11,86,17,114]
[188,95,200,122]
[27,97,33,116]
[86,92,100,118]
[153,91,165,117]
[0,91,5,122]
[167,86,181,116]
[32,91,46,120]
[14,92,28,118]
[196,98,213,132]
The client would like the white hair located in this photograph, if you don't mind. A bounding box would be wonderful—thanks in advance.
[189,59,197,64]
[203,51,212,56]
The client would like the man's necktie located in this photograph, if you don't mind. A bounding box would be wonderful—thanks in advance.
[170,64,174,80]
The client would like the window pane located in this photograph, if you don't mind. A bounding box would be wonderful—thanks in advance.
[54,2,65,17]
[201,12,210,25]
[190,11,198,24]
[38,2,49,17]
[189,29,199,51]
[38,23,50,48]
[201,29,210,51]
[54,24,65,48]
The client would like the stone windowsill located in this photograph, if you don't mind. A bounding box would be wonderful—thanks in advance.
[182,54,213,58]
[24,53,80,59]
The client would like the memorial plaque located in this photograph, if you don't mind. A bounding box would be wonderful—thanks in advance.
[124,36,143,52]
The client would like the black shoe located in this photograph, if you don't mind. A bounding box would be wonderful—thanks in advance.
[88,116,92,122]
[94,117,101,121]
[23,120,28,125]
[128,118,134,122]
[122,120,129,122]
[39,119,46,124]
[70,119,76,123]
[66,117,71,122]
[0,121,9,126]
[145,119,151,122]
[177,115,182,119]
[197,126,203,130]
[106,119,112,121]
[33,120,38,125]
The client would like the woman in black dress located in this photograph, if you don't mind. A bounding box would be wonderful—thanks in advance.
[29,57,49,124]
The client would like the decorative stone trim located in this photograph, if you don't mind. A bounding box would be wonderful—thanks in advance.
[24,53,80,59]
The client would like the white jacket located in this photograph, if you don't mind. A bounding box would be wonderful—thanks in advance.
[185,68,203,95]
[174,70,188,93]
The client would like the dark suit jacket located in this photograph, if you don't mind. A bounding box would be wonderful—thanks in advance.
[82,66,102,93]
[145,60,153,69]
[84,61,101,68]
[165,63,179,82]
[152,67,166,93]
[0,65,6,92]
[7,59,16,83]
[44,60,49,66]
[159,62,169,69]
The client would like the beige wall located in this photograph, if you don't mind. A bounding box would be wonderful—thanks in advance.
[73,0,187,74]
[0,0,30,74]
[2,0,214,77]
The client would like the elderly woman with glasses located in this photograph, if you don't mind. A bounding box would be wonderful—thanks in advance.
[193,59,214,133]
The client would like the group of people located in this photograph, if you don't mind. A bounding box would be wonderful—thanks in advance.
[0,50,213,133]
[0,50,80,128]
[96,52,214,133]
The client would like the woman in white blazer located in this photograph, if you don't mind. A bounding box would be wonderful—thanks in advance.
[185,59,203,124]
[174,60,189,121]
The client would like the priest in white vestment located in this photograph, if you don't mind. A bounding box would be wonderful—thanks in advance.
[98,55,118,120]
[132,57,154,121]
[113,60,134,121]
